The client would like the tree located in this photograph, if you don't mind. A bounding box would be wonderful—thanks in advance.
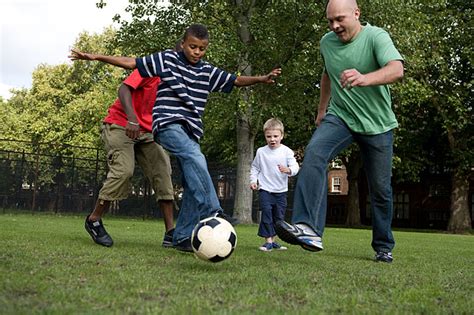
[114,0,325,223]
[1,29,125,197]
[429,1,473,232]
[362,0,473,232]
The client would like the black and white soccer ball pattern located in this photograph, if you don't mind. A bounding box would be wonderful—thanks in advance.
[191,217,237,263]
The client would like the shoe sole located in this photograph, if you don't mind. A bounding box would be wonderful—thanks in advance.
[174,247,193,253]
[84,221,113,247]
[301,242,323,252]
[275,221,303,245]
[275,221,323,252]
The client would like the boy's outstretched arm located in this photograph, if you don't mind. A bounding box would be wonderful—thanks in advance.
[234,68,281,87]
[69,49,137,69]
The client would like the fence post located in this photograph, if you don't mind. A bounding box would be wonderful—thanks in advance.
[94,147,100,199]
[31,147,40,212]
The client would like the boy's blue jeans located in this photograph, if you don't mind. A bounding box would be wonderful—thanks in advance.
[258,190,287,238]
[155,123,222,244]
[292,114,395,253]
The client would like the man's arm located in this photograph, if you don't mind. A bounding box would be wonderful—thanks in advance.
[118,84,140,139]
[69,49,137,69]
[316,71,331,126]
[234,68,281,87]
[340,60,404,89]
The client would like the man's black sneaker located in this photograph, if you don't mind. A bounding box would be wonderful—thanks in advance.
[174,238,193,252]
[84,216,113,247]
[162,228,174,248]
[215,211,240,226]
[275,220,323,252]
[375,251,393,263]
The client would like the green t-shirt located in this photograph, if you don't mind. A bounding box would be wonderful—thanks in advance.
[320,23,403,134]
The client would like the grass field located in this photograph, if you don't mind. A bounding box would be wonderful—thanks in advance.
[1,212,473,314]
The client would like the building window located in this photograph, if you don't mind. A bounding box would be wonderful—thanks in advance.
[394,192,410,220]
[330,159,343,169]
[331,177,341,193]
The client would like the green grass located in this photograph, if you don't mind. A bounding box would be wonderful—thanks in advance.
[0,212,473,314]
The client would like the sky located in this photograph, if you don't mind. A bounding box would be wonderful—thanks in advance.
[0,0,130,100]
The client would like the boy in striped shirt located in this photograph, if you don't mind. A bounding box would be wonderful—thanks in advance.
[70,24,281,252]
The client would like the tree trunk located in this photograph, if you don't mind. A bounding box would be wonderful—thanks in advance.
[232,0,256,223]
[233,113,255,223]
[344,151,363,226]
[446,127,472,233]
[447,168,471,233]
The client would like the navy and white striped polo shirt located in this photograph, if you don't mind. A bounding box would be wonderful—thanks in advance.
[136,50,237,140]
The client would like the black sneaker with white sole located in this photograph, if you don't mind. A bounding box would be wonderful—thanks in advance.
[375,251,393,263]
[275,221,323,252]
[162,228,174,248]
[174,238,193,252]
[84,216,113,247]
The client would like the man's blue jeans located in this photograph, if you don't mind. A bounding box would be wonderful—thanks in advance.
[292,114,395,252]
[155,123,222,244]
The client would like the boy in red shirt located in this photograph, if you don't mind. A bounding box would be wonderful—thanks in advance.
[85,69,175,247]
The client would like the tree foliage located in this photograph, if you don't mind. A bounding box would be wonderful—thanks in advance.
[1,28,125,153]
[1,0,470,229]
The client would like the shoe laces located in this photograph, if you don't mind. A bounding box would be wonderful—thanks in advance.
[91,220,108,237]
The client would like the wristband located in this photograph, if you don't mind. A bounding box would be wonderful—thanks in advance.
[128,121,139,126]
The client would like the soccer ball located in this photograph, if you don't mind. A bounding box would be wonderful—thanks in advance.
[191,216,237,263]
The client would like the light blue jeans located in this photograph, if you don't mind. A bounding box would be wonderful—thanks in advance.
[292,114,395,252]
[155,123,222,244]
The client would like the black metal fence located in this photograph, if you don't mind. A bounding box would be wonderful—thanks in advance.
[4,139,467,229]
[0,139,242,219]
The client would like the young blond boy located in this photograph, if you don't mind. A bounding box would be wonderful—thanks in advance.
[250,118,299,251]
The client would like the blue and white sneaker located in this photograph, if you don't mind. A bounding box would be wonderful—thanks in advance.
[272,242,287,251]
[259,242,273,252]
[275,221,323,252]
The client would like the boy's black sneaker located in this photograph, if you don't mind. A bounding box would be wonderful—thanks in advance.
[215,211,240,226]
[84,216,113,247]
[375,251,393,263]
[174,238,193,252]
[162,228,175,248]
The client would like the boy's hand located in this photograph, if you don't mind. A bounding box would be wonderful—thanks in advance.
[250,183,258,190]
[234,68,281,87]
[278,164,291,175]
[69,49,94,61]
[263,68,282,84]
[125,122,141,140]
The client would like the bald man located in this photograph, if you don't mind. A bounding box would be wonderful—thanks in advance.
[276,0,404,263]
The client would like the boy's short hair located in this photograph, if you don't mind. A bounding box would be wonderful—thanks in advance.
[184,24,209,41]
[263,118,284,135]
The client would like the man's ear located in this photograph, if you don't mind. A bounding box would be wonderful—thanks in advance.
[354,8,360,20]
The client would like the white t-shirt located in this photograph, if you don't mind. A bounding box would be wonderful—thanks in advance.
[250,144,299,193]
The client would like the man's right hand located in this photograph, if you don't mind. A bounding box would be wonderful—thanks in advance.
[315,112,326,127]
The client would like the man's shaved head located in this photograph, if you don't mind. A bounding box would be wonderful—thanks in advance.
[326,0,361,43]
[327,0,359,13]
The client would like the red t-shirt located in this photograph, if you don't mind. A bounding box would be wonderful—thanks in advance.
[103,69,160,133]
